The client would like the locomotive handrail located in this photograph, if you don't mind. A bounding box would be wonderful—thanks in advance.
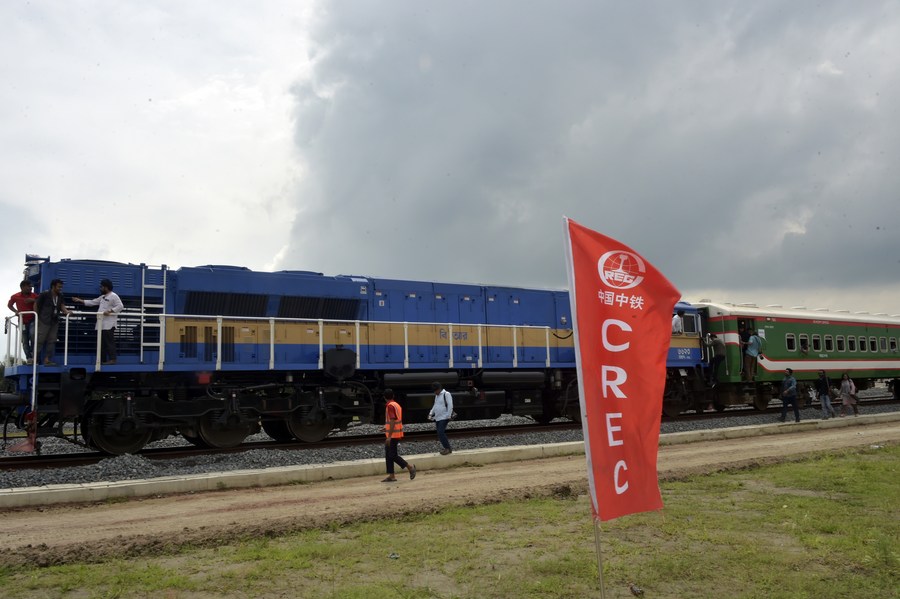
[49,311,560,373]
[4,311,38,415]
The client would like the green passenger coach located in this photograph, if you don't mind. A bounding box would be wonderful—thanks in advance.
[694,301,900,411]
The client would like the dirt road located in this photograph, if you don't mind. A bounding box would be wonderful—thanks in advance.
[3,422,898,567]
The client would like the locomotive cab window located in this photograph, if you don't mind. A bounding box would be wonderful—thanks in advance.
[812,334,822,352]
[785,333,797,352]
[824,335,834,352]
[869,336,878,352]
[848,336,857,352]
[880,337,888,352]
[836,336,845,352]
[799,334,809,353]
[683,314,698,334]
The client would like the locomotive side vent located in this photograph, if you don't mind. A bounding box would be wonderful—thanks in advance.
[185,291,267,317]
[180,325,198,358]
[204,326,215,362]
[278,296,360,320]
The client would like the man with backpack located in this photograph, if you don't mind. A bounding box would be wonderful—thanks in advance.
[428,381,454,455]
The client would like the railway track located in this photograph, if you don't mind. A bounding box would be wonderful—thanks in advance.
[0,422,582,472]
[3,396,896,473]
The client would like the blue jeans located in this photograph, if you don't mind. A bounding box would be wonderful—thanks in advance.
[781,395,800,422]
[21,320,34,360]
[436,419,451,450]
[819,392,835,418]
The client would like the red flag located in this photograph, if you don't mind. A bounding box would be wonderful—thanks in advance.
[564,217,680,521]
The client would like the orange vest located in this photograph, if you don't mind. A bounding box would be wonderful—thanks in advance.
[385,400,404,439]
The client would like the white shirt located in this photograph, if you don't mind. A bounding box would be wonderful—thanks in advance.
[671,314,684,334]
[429,390,454,421]
[83,291,124,330]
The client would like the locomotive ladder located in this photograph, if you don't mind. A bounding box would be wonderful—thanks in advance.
[139,263,168,364]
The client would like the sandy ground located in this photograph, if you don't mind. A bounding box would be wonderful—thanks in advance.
[2,422,898,567]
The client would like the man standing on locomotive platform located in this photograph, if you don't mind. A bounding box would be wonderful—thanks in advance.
[73,278,124,365]
[35,278,70,366]
[381,389,416,483]
[428,381,454,455]
[779,368,801,423]
[8,280,38,363]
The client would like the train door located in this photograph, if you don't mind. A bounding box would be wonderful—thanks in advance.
[403,291,431,364]
[485,291,517,364]
[554,293,574,363]
[738,318,756,378]
[432,292,452,364]
[370,289,403,364]
[455,292,483,366]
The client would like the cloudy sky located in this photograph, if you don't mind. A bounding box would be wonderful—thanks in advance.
[2,1,899,344]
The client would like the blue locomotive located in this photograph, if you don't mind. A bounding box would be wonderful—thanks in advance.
[3,256,709,454]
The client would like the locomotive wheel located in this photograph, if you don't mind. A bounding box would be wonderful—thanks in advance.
[85,416,152,455]
[662,402,684,418]
[288,412,334,443]
[753,390,771,411]
[197,411,251,449]
[181,431,209,448]
[262,419,295,442]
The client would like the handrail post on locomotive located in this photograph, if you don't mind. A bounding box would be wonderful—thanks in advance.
[95,312,104,370]
[477,325,483,368]
[448,323,454,368]
[355,321,361,369]
[317,319,324,369]
[215,316,223,371]
[403,322,409,368]
[157,314,166,371]
[63,312,70,366]
[513,326,518,368]
[29,314,38,414]
[545,326,551,368]
[266,317,275,370]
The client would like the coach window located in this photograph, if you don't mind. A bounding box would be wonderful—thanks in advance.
[880,337,888,352]
[858,336,868,352]
[812,334,822,352]
[891,338,898,352]
[824,335,834,352]
[836,336,845,352]
[785,333,796,351]
[799,334,809,353]
[848,336,856,352]
[869,336,878,352]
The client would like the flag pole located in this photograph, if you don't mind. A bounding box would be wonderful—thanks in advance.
[592,519,608,598]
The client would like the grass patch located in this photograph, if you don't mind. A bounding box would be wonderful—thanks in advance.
[1,446,897,598]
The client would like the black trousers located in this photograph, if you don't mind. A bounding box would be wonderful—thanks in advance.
[385,438,408,475]
[709,355,725,383]
[101,327,117,361]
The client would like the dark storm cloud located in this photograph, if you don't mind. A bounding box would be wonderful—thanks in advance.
[283,1,900,298]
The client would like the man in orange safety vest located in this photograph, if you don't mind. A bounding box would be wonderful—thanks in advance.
[382,388,416,483]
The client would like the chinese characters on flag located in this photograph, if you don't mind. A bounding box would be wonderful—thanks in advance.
[564,218,681,521]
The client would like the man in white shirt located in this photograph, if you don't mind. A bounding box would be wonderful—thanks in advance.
[671,310,685,334]
[73,278,124,365]
[427,381,454,455]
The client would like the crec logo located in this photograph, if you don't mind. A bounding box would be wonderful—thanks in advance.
[597,250,646,290]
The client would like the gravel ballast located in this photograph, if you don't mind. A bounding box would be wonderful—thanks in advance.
[3,402,898,491]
